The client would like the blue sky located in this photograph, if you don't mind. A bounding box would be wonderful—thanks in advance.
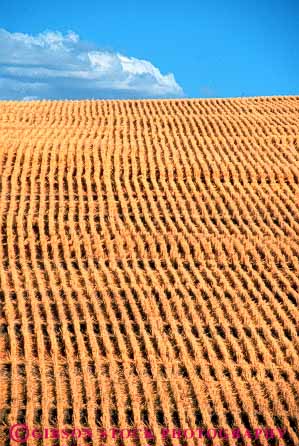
[1,0,298,100]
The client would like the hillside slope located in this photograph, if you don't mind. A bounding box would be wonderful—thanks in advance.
[0,96,299,446]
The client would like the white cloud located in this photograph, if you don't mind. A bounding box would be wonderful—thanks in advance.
[0,28,184,100]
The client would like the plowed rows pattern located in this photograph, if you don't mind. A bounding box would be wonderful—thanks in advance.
[0,96,299,446]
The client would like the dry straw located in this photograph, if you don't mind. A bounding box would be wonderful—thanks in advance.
[0,96,298,446]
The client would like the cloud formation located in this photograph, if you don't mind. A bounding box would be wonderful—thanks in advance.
[0,29,183,100]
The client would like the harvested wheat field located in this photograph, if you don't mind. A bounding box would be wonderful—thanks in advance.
[0,95,299,446]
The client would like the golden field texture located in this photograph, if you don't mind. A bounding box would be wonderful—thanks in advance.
[0,96,299,446]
